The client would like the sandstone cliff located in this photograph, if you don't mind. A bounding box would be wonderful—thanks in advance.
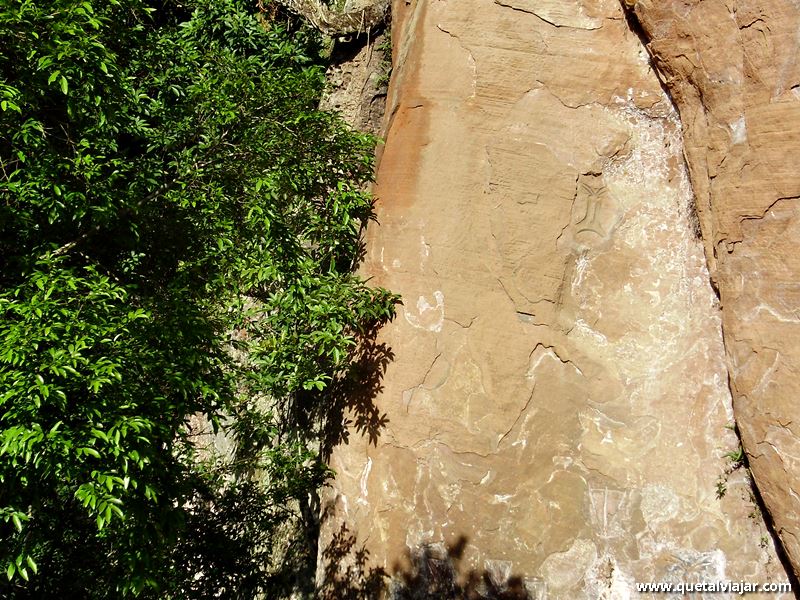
[629,0,800,581]
[317,0,796,597]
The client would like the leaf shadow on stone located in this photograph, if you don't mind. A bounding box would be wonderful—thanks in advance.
[315,323,395,459]
[317,523,534,599]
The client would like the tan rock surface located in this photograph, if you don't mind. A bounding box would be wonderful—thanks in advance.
[318,0,792,596]
[629,0,800,579]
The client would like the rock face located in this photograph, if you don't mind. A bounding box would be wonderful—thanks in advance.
[628,0,800,579]
[318,0,793,596]
[320,31,391,136]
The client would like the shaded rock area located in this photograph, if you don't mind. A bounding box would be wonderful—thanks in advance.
[317,0,795,597]
[320,28,391,136]
[628,0,800,580]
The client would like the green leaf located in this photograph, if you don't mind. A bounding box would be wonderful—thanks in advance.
[0,0,398,592]
[80,447,101,459]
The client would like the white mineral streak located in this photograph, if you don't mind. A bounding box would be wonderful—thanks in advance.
[317,0,791,597]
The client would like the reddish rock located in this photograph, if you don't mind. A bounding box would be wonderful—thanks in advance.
[318,1,793,596]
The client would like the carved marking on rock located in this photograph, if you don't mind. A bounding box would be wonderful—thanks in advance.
[662,549,726,586]
[524,578,547,599]
[589,488,628,540]
[576,180,609,236]
[403,291,445,332]
[567,174,621,250]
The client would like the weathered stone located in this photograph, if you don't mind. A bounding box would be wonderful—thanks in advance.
[318,0,793,596]
[273,0,389,37]
[630,0,800,579]
[320,31,390,136]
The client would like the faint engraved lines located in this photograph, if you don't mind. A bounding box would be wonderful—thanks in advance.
[588,488,629,541]
[663,549,726,587]
[576,179,609,236]
[567,173,621,249]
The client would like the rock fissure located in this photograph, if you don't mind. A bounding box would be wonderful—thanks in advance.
[626,0,800,584]
[496,386,536,448]
[494,0,603,31]
[739,196,800,226]
[317,0,796,596]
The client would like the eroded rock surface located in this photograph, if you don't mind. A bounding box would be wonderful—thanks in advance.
[629,0,800,579]
[320,30,391,136]
[318,0,792,596]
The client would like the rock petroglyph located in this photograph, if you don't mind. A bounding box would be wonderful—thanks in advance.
[317,0,794,597]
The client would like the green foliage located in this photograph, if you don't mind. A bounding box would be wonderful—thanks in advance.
[724,445,745,467]
[0,0,396,596]
[375,28,393,89]
[715,476,727,499]
[716,440,747,501]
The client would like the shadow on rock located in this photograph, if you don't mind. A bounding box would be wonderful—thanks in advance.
[280,322,395,596]
[317,524,535,600]
[314,323,395,459]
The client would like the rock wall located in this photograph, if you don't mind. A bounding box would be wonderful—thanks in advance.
[628,0,800,579]
[318,0,793,596]
[320,30,391,136]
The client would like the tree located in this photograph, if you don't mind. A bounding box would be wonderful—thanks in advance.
[0,0,396,596]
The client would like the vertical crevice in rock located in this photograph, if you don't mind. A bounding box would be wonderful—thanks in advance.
[731,417,800,595]
[619,0,799,587]
[619,5,707,247]
[318,0,795,595]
